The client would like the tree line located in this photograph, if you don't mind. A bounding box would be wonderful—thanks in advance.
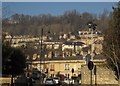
[2,2,120,84]
[3,9,111,36]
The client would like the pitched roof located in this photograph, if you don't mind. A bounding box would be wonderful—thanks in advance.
[93,54,105,60]
[32,54,106,62]
[49,55,83,60]
[64,42,85,46]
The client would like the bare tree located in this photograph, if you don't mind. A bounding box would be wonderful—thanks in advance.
[103,2,120,84]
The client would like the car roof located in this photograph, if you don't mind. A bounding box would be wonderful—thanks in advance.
[53,77,59,79]
[46,78,53,80]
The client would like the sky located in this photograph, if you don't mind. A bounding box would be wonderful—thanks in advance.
[2,0,119,2]
[2,2,117,18]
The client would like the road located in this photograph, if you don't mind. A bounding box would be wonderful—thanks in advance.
[33,84,80,86]
[32,84,119,86]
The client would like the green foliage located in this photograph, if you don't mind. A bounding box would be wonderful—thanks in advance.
[2,42,26,77]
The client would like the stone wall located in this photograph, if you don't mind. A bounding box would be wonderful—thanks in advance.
[81,64,118,85]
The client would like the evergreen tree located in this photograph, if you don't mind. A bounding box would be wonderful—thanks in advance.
[2,41,26,85]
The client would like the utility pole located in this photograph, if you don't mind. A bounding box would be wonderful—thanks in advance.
[41,28,43,70]
[40,28,43,83]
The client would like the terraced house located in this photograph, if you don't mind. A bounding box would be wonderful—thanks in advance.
[4,30,116,84]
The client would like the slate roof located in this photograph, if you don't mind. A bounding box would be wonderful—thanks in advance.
[49,55,83,60]
[32,54,106,61]
[93,54,105,60]
[64,42,85,46]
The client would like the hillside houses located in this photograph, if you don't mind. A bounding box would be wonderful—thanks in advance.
[3,30,103,59]
[3,30,104,78]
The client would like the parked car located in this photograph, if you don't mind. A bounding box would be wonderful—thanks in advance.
[64,78,74,84]
[69,79,74,84]
[44,78,55,86]
[53,77,60,84]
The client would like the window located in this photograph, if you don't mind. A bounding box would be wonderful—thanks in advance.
[51,74,54,77]
[65,64,69,70]
[50,64,54,71]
